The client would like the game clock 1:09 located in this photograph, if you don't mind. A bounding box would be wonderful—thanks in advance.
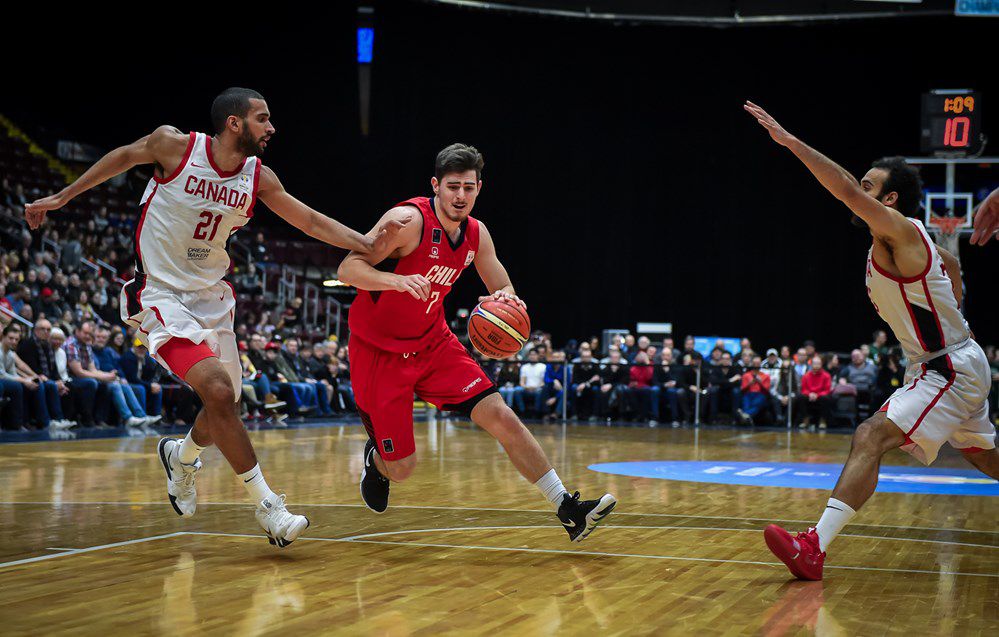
[920,90,983,156]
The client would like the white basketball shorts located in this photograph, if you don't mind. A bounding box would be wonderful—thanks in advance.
[880,340,995,465]
[121,274,241,400]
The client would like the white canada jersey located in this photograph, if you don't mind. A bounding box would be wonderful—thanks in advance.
[865,218,970,361]
[134,131,260,291]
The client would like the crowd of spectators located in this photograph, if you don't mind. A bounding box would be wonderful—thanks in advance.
[3,151,998,433]
[473,329,999,429]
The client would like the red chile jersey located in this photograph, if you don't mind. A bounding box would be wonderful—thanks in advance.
[348,196,480,353]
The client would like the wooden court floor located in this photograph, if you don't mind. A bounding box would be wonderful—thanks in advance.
[0,419,995,636]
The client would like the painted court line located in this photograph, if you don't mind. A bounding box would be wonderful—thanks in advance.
[2,501,996,536]
[187,530,998,579]
[0,532,187,569]
[334,525,999,550]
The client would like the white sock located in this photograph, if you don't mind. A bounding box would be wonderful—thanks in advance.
[534,468,569,510]
[178,430,206,465]
[237,463,276,504]
[815,497,856,552]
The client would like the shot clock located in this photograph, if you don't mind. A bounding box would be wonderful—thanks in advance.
[920,89,984,156]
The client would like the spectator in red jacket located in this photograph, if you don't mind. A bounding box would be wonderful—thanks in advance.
[627,351,657,424]
[795,355,832,427]
[737,355,772,424]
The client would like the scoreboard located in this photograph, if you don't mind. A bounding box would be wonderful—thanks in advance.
[920,89,984,156]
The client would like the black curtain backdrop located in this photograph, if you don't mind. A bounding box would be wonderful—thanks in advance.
[3,3,996,350]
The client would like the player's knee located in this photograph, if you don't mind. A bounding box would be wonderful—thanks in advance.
[200,374,236,408]
[384,454,417,482]
[853,413,902,454]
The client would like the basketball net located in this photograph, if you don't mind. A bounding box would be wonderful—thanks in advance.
[929,215,962,259]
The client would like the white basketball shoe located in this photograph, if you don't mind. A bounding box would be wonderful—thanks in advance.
[157,438,202,518]
[255,494,310,548]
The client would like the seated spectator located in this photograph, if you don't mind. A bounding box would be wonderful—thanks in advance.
[496,357,524,413]
[870,329,888,364]
[65,320,152,428]
[571,348,601,421]
[541,350,568,420]
[652,349,688,424]
[15,318,75,429]
[284,338,332,416]
[793,347,810,379]
[119,339,165,419]
[839,348,878,410]
[298,341,340,416]
[706,352,741,423]
[796,355,832,427]
[519,349,546,417]
[48,327,98,427]
[597,349,629,420]
[259,341,316,414]
[627,351,656,424]
[2,324,65,430]
[873,351,905,410]
[92,325,154,423]
[659,337,681,364]
[738,355,772,425]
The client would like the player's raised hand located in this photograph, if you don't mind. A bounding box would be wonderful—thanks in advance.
[24,192,69,230]
[744,101,795,147]
[478,289,527,310]
[392,273,431,301]
[970,188,999,245]
[370,213,413,253]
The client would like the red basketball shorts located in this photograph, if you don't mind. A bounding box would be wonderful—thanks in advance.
[349,331,497,461]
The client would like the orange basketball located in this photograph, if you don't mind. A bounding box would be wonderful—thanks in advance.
[468,299,531,359]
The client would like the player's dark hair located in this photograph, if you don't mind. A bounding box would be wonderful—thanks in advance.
[435,143,484,181]
[211,87,265,135]
[871,156,924,217]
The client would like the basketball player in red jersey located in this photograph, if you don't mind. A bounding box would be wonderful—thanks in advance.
[745,102,997,579]
[337,144,616,541]
[24,88,408,547]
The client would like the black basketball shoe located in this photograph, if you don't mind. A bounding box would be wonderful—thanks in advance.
[360,438,390,513]
[557,491,617,542]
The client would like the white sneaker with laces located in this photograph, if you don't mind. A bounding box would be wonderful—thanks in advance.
[157,438,201,517]
[255,494,310,548]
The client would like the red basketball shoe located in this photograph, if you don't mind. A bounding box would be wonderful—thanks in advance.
[764,524,825,581]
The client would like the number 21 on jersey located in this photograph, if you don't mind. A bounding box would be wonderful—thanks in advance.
[193,211,223,241]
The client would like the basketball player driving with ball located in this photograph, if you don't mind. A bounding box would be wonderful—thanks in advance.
[745,101,997,580]
[337,143,616,541]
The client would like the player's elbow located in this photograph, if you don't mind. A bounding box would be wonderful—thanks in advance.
[336,258,358,286]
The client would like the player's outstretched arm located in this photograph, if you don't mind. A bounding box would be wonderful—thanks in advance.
[336,207,431,300]
[473,221,526,309]
[24,126,188,230]
[970,186,999,246]
[257,166,410,254]
[743,101,914,243]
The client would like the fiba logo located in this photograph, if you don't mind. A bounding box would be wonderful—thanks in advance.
[464,250,476,266]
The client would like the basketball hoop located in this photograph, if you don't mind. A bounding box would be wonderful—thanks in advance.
[928,215,963,258]
[929,215,964,237]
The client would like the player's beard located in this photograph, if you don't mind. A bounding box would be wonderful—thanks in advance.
[237,123,266,156]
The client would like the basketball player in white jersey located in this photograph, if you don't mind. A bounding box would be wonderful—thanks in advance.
[745,101,997,580]
[25,87,408,547]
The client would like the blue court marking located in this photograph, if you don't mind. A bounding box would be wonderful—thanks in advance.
[589,461,999,496]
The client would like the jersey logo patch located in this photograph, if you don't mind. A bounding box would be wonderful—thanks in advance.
[382,438,395,454]
[432,228,442,244]
[430,246,439,259]
[464,250,476,266]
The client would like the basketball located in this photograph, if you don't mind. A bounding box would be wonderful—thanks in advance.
[468,299,531,359]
